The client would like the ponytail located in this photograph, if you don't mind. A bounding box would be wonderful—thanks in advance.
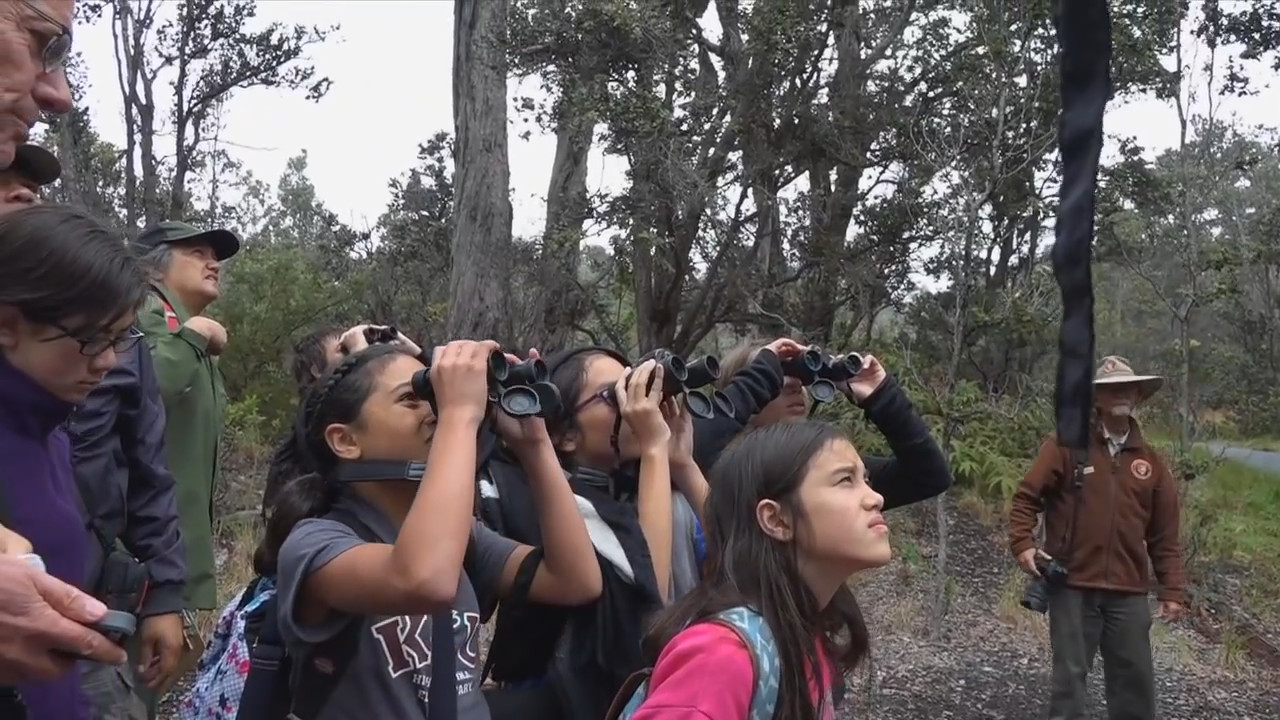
[253,472,335,576]
[261,435,311,519]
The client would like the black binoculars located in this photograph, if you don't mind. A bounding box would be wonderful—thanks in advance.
[780,347,864,403]
[639,349,737,420]
[409,350,563,419]
[363,325,400,346]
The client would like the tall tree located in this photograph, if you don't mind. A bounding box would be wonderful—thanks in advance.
[90,0,333,229]
[448,0,515,342]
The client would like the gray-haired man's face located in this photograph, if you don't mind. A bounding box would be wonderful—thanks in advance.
[1097,384,1140,418]
[0,0,75,168]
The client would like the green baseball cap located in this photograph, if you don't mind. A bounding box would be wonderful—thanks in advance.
[134,220,240,261]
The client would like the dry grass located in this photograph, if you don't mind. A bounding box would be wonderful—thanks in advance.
[197,514,263,638]
[1149,620,1197,667]
[955,485,1004,530]
[994,567,1050,641]
[1215,625,1254,673]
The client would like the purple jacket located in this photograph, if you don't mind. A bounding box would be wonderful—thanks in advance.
[0,356,93,720]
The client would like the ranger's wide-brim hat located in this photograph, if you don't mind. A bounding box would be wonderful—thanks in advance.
[1094,355,1163,402]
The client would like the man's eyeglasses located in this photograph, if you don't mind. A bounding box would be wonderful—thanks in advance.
[22,0,73,74]
[44,325,145,357]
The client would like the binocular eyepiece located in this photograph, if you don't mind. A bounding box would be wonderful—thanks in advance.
[363,325,400,346]
[409,349,563,419]
[780,347,865,404]
[641,349,737,420]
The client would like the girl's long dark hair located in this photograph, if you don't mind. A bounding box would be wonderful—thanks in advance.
[253,344,411,575]
[643,421,871,720]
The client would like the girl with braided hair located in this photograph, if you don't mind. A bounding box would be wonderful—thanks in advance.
[189,341,601,720]
[258,322,415,521]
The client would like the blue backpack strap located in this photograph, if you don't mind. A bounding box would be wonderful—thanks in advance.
[611,607,780,720]
[709,607,780,720]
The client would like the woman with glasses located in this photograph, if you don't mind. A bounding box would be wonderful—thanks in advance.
[475,347,708,720]
[0,203,146,720]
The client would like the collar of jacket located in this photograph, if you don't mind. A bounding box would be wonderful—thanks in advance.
[150,282,193,325]
[0,353,74,437]
[1093,415,1146,452]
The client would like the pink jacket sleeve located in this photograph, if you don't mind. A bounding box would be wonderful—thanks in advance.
[632,623,755,720]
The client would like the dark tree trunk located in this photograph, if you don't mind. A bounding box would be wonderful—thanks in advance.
[447,0,515,343]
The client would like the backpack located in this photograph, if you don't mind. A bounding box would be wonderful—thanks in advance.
[604,606,780,720]
[177,513,377,720]
[177,576,276,720]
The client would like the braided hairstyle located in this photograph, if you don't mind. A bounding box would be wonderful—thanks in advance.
[253,344,414,575]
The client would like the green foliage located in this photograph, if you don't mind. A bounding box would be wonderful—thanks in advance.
[222,394,271,454]
[1188,460,1280,563]
[1183,458,1280,623]
[214,241,368,439]
[817,347,1050,507]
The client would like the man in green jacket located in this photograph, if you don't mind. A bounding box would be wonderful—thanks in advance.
[134,221,240,612]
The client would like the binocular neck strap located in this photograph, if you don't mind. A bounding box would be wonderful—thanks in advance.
[1056,449,1090,563]
[610,410,624,459]
[333,460,427,484]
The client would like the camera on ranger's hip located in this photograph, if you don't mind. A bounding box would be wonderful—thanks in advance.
[1021,555,1069,614]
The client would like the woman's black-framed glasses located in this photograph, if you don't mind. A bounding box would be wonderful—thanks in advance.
[22,0,73,74]
[44,324,145,357]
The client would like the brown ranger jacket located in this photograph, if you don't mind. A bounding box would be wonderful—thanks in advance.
[1008,418,1187,604]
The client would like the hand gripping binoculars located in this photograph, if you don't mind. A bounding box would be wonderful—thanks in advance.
[780,347,864,404]
[638,348,737,420]
[409,349,564,419]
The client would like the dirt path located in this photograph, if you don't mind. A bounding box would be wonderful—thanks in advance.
[839,499,1280,719]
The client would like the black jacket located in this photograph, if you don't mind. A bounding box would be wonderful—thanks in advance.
[67,342,187,617]
[692,349,953,511]
[478,454,662,720]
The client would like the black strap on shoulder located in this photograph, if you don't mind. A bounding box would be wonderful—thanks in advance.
[480,546,546,684]
[236,512,380,720]
[1053,448,1091,564]
[1050,0,1111,452]
[288,511,382,720]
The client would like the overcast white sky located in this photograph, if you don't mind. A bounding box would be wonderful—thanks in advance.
[67,1,1278,241]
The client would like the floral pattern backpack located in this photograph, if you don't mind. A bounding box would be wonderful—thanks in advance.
[177,576,276,720]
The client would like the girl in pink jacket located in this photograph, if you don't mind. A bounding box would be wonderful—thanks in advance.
[628,420,892,720]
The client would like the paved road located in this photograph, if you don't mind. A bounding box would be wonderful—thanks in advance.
[1202,442,1280,473]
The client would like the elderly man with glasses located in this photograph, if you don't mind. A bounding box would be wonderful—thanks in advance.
[0,0,74,166]
[0,0,136,711]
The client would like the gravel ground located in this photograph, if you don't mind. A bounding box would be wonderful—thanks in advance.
[161,497,1280,719]
[839,499,1280,719]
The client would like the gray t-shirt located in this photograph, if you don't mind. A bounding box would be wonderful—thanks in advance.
[277,496,518,720]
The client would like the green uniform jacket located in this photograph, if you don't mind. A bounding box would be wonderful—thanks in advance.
[136,284,226,609]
